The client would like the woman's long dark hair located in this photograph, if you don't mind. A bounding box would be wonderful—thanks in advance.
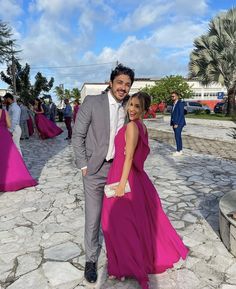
[35,98,42,112]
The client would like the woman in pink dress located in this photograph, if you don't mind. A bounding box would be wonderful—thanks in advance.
[27,116,34,136]
[34,98,63,139]
[73,99,80,123]
[101,92,188,289]
[26,104,34,136]
[0,108,37,192]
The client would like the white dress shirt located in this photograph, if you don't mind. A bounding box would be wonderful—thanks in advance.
[172,100,179,112]
[106,91,125,161]
[8,102,21,133]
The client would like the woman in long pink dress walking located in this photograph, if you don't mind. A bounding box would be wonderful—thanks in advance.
[101,92,188,289]
[0,108,37,192]
[34,98,63,139]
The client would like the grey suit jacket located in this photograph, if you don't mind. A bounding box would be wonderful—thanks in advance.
[72,93,110,175]
[20,105,30,121]
[49,103,57,119]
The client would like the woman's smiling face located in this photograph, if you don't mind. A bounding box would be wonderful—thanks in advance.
[127,96,143,121]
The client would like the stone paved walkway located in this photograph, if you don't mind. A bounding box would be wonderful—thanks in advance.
[145,118,236,161]
[1,127,236,289]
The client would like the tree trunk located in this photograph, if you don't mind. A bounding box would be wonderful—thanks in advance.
[226,87,236,117]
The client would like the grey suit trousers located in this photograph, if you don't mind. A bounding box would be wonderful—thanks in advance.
[83,161,111,263]
[20,120,29,138]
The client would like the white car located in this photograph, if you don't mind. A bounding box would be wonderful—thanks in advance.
[184,101,211,114]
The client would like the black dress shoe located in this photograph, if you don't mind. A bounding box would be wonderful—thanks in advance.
[84,262,97,283]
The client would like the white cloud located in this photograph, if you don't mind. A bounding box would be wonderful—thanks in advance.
[0,0,23,20]
[29,0,82,15]
[81,35,188,80]
[113,0,209,31]
[15,0,115,88]
[174,0,208,16]
[149,21,208,48]
[114,1,173,31]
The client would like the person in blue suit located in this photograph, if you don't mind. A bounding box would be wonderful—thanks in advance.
[170,91,186,156]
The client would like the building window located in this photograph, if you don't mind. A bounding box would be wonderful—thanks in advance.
[192,93,201,97]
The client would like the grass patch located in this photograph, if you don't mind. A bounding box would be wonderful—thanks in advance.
[185,114,234,121]
[157,112,236,121]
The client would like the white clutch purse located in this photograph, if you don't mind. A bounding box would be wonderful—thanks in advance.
[104,181,131,198]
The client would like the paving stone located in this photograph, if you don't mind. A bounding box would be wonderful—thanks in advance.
[42,261,83,288]
[16,253,42,277]
[44,241,81,261]
[171,220,185,229]
[226,263,236,283]
[14,226,33,237]
[168,269,201,289]
[40,232,74,248]
[209,254,234,273]
[0,258,14,282]
[182,213,198,223]
[22,210,50,224]
[221,285,236,289]
[7,269,49,289]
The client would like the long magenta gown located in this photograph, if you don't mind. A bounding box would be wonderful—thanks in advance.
[27,116,34,136]
[101,120,188,289]
[35,111,63,139]
[0,110,37,192]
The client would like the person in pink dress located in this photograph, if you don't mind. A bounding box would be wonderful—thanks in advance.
[26,103,35,136]
[101,92,189,289]
[33,98,63,139]
[73,99,80,123]
[0,108,37,192]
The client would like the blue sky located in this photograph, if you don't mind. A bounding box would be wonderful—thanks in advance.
[0,0,235,92]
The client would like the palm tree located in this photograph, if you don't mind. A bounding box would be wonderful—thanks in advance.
[54,85,64,106]
[189,7,236,116]
[71,88,81,102]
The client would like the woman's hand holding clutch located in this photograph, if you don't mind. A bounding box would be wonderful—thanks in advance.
[114,184,125,197]
[104,181,131,198]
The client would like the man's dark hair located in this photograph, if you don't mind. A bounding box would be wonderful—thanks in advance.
[171,91,180,97]
[110,64,135,84]
[4,92,14,100]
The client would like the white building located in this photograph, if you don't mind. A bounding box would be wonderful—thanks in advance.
[80,78,227,103]
[188,80,227,101]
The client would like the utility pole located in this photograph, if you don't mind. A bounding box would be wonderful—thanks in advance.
[11,43,16,96]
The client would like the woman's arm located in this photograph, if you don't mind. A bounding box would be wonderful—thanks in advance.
[115,121,139,197]
[5,111,11,129]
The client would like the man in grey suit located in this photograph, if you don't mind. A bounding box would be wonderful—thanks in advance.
[72,64,135,283]
[49,98,57,122]
[18,100,30,140]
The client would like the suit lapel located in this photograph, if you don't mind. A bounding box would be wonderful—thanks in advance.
[172,100,179,113]
[101,93,110,139]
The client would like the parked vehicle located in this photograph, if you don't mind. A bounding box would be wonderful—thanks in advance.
[166,104,173,113]
[214,102,227,114]
[184,101,211,114]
